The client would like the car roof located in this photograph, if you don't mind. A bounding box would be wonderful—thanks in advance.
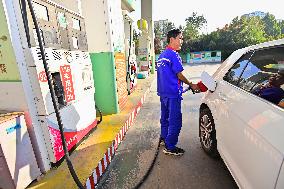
[232,38,284,58]
[214,38,284,80]
[247,38,284,52]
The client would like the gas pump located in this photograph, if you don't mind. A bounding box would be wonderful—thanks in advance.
[123,10,137,95]
[0,0,97,172]
[128,42,138,93]
[25,0,97,164]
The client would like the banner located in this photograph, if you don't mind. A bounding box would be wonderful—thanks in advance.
[60,65,75,102]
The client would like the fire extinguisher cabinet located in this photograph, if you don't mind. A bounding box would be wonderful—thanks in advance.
[0,112,40,189]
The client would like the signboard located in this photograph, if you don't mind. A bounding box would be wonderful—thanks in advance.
[189,51,221,64]
[115,52,127,110]
[60,65,75,102]
[0,2,21,81]
[138,48,147,61]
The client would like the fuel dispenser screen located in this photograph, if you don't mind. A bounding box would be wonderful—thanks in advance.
[33,2,49,21]
[27,0,61,49]
[72,18,81,30]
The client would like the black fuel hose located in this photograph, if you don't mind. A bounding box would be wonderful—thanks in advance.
[96,104,102,124]
[133,138,161,189]
[19,0,31,47]
[183,85,195,94]
[25,0,84,188]
[133,85,195,188]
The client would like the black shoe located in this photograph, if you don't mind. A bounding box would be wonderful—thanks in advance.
[163,147,185,156]
[160,138,165,146]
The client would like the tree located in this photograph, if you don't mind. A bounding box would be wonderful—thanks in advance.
[165,22,175,34]
[183,12,207,40]
[280,20,284,34]
[154,36,162,54]
[262,13,281,39]
[231,16,266,47]
[181,12,207,54]
[154,20,175,37]
[215,16,266,59]
[279,20,284,39]
[154,20,175,53]
[180,12,283,60]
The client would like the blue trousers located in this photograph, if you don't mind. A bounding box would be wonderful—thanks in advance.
[160,97,182,150]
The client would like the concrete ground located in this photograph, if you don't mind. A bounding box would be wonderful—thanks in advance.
[96,78,160,189]
[97,63,238,189]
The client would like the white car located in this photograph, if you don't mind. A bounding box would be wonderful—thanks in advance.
[199,39,284,189]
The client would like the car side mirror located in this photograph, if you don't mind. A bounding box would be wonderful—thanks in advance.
[201,71,217,92]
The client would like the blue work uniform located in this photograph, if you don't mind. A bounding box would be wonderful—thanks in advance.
[157,47,184,150]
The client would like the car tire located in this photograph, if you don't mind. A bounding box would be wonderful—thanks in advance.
[199,108,219,158]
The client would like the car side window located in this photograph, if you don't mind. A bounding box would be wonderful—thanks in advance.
[238,46,284,107]
[223,52,254,86]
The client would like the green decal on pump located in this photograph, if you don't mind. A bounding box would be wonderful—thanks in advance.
[57,12,67,29]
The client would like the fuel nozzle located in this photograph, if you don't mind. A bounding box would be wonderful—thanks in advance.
[183,85,195,94]
[183,81,208,94]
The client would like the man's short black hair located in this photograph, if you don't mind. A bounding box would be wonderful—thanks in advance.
[167,29,182,43]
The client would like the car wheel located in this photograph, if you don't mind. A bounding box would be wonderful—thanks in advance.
[199,108,218,158]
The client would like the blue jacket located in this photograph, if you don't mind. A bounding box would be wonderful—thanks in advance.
[157,47,184,98]
[255,86,284,104]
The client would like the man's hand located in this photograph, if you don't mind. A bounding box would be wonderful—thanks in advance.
[177,72,195,86]
[177,72,201,93]
[190,83,201,93]
[190,83,199,91]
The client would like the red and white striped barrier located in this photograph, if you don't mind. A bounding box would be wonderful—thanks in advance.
[85,88,150,188]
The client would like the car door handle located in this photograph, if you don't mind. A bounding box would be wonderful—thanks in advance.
[218,92,227,101]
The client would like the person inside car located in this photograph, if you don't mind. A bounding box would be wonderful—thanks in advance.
[253,73,284,105]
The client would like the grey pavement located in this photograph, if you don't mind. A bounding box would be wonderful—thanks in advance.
[96,77,161,189]
[96,63,237,189]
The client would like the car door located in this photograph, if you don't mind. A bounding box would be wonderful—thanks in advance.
[215,47,284,189]
[213,51,256,187]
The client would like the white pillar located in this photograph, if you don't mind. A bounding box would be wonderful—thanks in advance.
[140,0,154,74]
